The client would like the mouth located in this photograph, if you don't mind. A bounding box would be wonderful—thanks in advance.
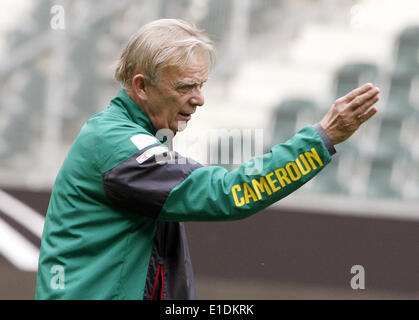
[178,112,192,121]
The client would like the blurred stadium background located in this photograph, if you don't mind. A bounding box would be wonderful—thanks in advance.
[0,0,419,299]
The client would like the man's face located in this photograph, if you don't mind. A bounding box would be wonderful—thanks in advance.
[145,50,209,132]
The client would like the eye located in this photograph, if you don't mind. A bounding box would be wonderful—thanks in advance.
[176,84,195,93]
[175,81,205,94]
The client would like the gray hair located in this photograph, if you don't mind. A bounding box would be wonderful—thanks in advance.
[114,19,216,89]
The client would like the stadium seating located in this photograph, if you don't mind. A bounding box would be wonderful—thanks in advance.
[367,157,402,199]
[334,63,379,100]
[374,115,406,160]
[270,99,317,146]
[385,71,417,118]
[394,26,419,74]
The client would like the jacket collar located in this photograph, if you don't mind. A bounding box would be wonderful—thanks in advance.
[112,89,157,136]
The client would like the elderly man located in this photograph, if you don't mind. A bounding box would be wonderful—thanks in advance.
[36,19,379,300]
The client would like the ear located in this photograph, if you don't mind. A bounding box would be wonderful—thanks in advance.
[131,74,148,100]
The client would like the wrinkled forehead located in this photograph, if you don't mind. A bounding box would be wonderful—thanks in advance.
[161,50,209,83]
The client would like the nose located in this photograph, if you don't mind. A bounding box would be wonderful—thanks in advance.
[189,87,205,107]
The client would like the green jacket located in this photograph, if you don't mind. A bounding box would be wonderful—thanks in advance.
[36,89,333,299]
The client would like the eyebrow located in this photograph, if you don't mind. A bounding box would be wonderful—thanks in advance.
[173,78,208,89]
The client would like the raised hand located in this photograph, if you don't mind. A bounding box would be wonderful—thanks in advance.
[319,83,380,145]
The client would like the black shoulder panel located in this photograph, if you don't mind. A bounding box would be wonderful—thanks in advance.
[102,150,202,219]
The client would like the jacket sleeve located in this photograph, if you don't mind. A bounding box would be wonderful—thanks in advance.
[102,125,332,221]
[158,125,332,221]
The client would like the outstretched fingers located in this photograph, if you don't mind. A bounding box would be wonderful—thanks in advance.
[343,83,374,103]
[355,91,380,116]
[358,105,378,124]
[349,86,380,111]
